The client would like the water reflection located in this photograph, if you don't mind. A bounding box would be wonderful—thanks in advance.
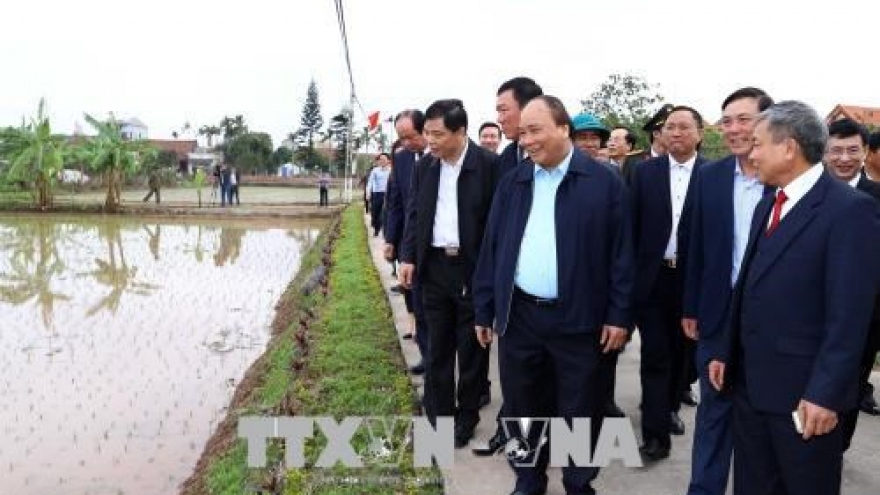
[0,214,325,495]
[0,220,69,330]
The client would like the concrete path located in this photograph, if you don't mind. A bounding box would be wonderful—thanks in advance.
[364,212,880,495]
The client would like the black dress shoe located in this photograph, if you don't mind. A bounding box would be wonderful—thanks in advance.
[639,438,670,461]
[604,401,626,418]
[860,393,880,415]
[409,361,425,375]
[681,390,699,407]
[472,429,506,456]
[670,411,685,435]
[454,423,475,449]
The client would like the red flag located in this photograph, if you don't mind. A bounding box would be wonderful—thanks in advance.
[367,111,380,131]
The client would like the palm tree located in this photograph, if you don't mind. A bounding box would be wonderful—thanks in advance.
[79,113,157,212]
[0,98,66,210]
[85,220,159,316]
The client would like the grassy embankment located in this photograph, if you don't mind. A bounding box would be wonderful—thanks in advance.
[183,205,442,495]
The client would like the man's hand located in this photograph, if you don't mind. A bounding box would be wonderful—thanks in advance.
[398,263,415,288]
[383,243,395,261]
[799,399,838,440]
[475,325,493,348]
[600,325,628,353]
[681,317,699,340]
[708,360,725,391]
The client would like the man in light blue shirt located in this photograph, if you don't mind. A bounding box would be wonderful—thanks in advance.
[366,153,391,236]
[681,87,773,495]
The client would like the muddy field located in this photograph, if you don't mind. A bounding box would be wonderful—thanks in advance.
[0,214,326,495]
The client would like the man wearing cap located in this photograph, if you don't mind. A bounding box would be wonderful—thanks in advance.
[634,104,675,162]
[571,113,609,159]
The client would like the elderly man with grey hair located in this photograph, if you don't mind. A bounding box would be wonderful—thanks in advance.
[707,100,879,495]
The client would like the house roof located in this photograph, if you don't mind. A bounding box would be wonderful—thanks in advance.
[148,139,198,161]
[120,117,147,128]
[825,105,880,127]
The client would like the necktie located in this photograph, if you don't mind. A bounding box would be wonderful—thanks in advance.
[766,190,788,236]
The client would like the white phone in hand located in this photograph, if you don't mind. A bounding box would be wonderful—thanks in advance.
[792,409,804,434]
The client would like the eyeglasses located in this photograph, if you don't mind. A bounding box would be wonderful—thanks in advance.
[825,147,864,158]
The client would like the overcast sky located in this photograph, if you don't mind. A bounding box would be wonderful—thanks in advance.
[2,0,878,148]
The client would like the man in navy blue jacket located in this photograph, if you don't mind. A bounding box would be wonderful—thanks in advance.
[709,101,879,495]
[681,87,773,495]
[473,95,634,495]
[383,110,431,374]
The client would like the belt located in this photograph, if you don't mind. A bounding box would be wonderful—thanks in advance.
[662,258,677,269]
[513,286,558,307]
[430,246,460,257]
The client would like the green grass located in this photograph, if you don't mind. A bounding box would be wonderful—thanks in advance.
[198,206,441,495]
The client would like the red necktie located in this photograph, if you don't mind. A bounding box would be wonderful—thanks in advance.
[766,190,788,236]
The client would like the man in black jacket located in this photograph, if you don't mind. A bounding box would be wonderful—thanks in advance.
[398,99,500,448]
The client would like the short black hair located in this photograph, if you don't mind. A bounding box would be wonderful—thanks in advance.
[722,87,774,112]
[666,105,705,129]
[375,152,391,161]
[478,122,501,136]
[531,95,572,134]
[612,126,636,148]
[424,99,468,132]
[827,118,869,146]
[496,77,543,109]
[869,131,880,152]
[394,109,425,133]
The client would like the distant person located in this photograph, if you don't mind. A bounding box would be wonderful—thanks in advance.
[220,164,232,207]
[212,164,222,204]
[866,131,880,181]
[228,167,240,205]
[366,153,391,236]
[194,166,207,207]
[478,121,502,153]
[318,173,330,207]
[142,169,161,204]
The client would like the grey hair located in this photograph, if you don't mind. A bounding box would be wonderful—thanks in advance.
[755,100,828,164]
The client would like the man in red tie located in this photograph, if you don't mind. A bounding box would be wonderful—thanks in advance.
[708,101,879,495]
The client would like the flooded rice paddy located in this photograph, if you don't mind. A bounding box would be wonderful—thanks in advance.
[0,214,325,495]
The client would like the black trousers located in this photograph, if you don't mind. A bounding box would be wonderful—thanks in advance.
[733,374,843,495]
[499,292,602,495]
[637,265,691,449]
[420,250,487,428]
[369,192,385,233]
[319,186,329,206]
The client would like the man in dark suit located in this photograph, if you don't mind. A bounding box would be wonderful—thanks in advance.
[471,77,544,457]
[473,95,633,495]
[384,109,430,374]
[822,118,880,449]
[709,101,879,495]
[398,99,500,448]
[681,87,773,495]
[496,77,544,178]
[632,105,706,460]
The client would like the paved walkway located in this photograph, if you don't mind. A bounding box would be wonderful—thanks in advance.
[365,213,880,495]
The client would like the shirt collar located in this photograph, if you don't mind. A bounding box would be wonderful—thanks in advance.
[848,174,861,188]
[533,147,573,177]
[780,163,823,203]
[866,169,878,182]
[669,153,697,171]
[441,140,468,168]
